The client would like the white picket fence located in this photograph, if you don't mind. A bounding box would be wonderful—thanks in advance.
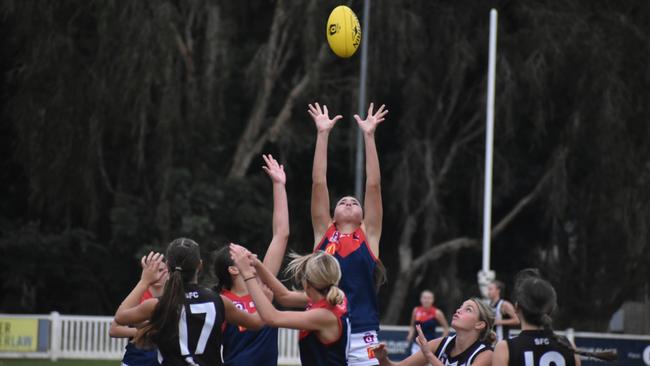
[0,312,301,364]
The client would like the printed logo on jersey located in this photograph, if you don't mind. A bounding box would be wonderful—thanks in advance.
[325,229,364,258]
[233,301,245,311]
[363,332,376,344]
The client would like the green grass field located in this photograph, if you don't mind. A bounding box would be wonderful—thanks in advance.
[0,361,118,366]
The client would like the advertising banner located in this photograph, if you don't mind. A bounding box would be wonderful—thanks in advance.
[0,317,39,352]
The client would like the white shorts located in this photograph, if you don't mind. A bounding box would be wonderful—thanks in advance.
[347,330,380,366]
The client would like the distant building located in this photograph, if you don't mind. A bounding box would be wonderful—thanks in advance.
[609,301,650,334]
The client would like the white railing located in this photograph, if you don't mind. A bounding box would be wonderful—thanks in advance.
[5,313,648,365]
[0,312,302,365]
[57,314,128,360]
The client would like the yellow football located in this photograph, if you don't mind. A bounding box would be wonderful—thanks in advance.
[326,6,361,58]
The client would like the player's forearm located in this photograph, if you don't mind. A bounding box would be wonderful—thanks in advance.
[263,182,290,276]
[271,182,289,238]
[244,275,281,323]
[312,131,330,183]
[109,321,137,338]
[364,132,380,186]
[378,357,397,366]
[255,260,291,299]
[423,351,444,366]
[115,281,149,323]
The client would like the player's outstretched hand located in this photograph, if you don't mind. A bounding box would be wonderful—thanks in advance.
[415,324,434,356]
[262,154,286,185]
[308,102,342,133]
[229,243,256,278]
[140,252,165,285]
[370,343,389,361]
[354,102,388,136]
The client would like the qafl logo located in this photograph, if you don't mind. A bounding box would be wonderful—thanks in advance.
[329,23,340,36]
[643,344,650,365]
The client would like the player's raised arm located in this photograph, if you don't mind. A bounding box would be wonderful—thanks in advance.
[114,252,164,325]
[261,154,289,276]
[230,244,335,331]
[309,102,342,245]
[354,103,388,256]
[236,243,309,308]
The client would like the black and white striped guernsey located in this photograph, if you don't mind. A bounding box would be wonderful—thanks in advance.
[434,334,491,366]
[492,299,512,341]
[155,284,225,366]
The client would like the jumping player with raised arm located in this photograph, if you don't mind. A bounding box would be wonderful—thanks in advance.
[213,154,289,366]
[308,102,388,366]
[114,239,263,366]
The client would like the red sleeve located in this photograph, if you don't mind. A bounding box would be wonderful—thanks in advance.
[140,289,153,303]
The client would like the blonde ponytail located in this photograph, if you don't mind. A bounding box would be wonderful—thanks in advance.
[326,285,345,306]
[285,251,343,304]
[285,252,312,287]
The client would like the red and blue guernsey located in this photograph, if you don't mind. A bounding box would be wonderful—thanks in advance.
[298,298,350,366]
[315,224,379,333]
[414,306,439,341]
[220,290,278,366]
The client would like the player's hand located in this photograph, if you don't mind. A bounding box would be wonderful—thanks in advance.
[250,253,263,268]
[371,343,389,360]
[354,103,388,136]
[229,243,256,278]
[308,103,342,133]
[262,154,286,185]
[140,252,166,285]
[415,324,433,356]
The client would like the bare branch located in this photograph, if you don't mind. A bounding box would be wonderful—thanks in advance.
[492,169,552,237]
[410,169,553,274]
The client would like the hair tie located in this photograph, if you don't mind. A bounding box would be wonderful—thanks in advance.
[171,266,182,272]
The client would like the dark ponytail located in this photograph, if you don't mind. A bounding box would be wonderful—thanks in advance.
[513,269,617,363]
[135,238,201,348]
[212,245,234,292]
